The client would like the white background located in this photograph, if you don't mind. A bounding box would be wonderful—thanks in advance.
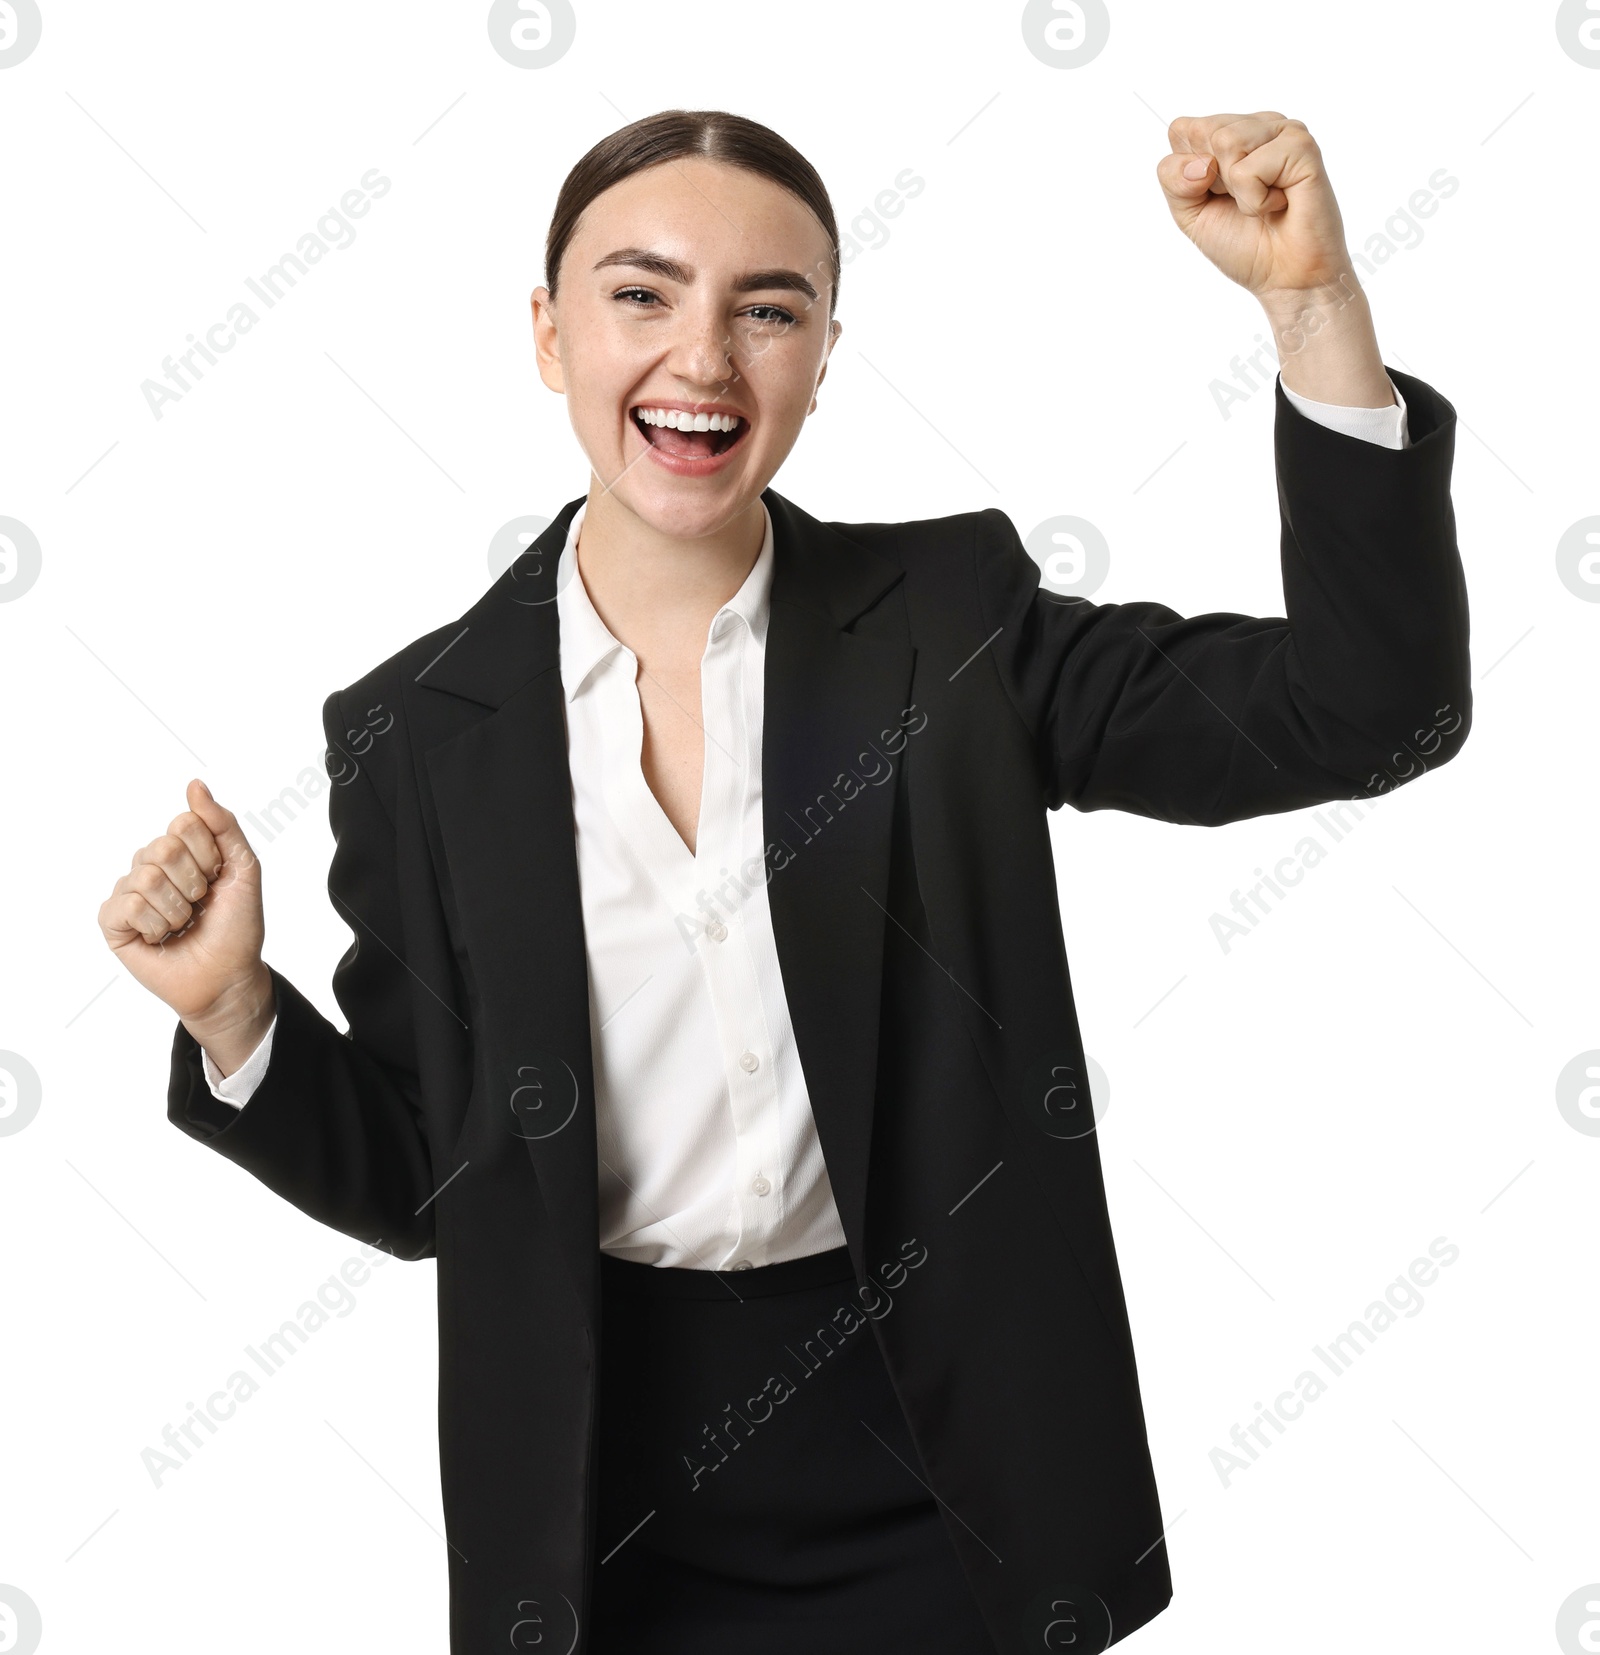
[2,2,1595,1652]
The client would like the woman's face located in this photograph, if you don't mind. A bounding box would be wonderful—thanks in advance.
[531,157,841,540]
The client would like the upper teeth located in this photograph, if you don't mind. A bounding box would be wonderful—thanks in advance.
[635,408,742,432]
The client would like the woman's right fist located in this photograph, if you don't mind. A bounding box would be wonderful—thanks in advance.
[99,779,271,1045]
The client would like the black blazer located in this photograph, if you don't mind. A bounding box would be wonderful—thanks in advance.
[168,366,1470,1653]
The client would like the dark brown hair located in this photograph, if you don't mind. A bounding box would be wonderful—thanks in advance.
[543,109,841,319]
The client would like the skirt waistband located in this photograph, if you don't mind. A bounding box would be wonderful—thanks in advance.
[599,1242,856,1300]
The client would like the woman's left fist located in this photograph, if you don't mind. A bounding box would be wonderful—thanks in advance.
[1158,112,1353,303]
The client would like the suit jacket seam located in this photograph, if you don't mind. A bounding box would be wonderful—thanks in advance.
[969,508,1054,810]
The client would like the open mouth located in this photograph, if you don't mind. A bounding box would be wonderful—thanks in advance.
[631,405,749,461]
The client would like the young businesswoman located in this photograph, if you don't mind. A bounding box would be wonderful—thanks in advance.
[100,110,1470,1652]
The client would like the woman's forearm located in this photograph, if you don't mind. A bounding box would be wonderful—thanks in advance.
[1259,279,1396,407]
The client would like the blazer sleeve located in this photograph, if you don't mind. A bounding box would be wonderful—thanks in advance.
[165,688,437,1260]
[972,365,1471,826]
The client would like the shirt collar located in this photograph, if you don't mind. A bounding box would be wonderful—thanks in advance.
[556,499,774,703]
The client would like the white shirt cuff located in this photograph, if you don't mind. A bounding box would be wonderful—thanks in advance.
[200,1014,278,1108]
[1280,373,1410,450]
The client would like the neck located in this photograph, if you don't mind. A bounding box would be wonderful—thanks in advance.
[575,483,764,669]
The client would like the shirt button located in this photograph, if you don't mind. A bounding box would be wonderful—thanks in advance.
[738,1050,759,1073]
[751,1176,771,1196]
[707,920,728,942]
[730,1259,753,1271]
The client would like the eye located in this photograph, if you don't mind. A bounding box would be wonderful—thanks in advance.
[613,286,662,308]
[745,304,798,325]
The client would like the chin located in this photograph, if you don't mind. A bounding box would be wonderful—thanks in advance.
[632,488,762,541]
[597,466,772,542]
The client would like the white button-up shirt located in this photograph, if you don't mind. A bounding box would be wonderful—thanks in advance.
[198,378,1410,1268]
[551,497,847,1269]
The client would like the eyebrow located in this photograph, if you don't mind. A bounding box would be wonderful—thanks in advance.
[591,247,820,304]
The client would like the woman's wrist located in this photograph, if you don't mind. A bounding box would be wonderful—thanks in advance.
[181,961,277,1077]
[1256,274,1394,408]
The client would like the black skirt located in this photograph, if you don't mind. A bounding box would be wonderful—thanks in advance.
[590,1242,996,1652]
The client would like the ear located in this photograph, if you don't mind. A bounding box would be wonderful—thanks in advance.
[809,317,842,413]
[531,286,565,394]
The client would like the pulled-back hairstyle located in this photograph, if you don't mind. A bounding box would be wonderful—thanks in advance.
[543,109,841,319]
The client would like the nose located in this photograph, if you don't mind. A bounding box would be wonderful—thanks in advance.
[665,301,736,392]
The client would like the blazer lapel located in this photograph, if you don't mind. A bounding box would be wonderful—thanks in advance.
[759,491,914,1272]
[417,488,912,1326]
[417,495,601,1321]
